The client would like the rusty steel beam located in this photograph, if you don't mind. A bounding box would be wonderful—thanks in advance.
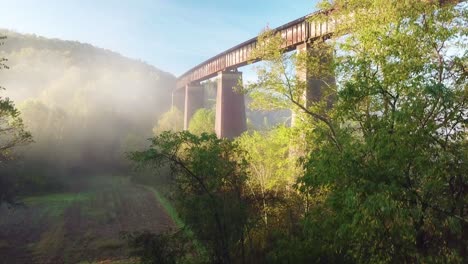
[176,9,334,89]
[176,0,461,89]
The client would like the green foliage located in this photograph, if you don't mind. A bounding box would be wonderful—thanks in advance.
[242,30,296,111]
[153,107,184,135]
[236,126,299,227]
[130,131,251,263]
[242,26,340,150]
[240,0,467,262]
[24,192,92,217]
[128,1,466,263]
[237,126,295,191]
[0,92,32,162]
[188,108,215,135]
[143,186,184,229]
[290,1,467,262]
[0,35,33,206]
[124,230,192,264]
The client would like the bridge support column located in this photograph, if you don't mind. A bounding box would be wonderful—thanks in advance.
[215,71,246,139]
[184,83,204,130]
[292,43,335,126]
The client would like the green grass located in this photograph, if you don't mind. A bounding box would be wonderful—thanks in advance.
[23,192,93,217]
[10,176,199,263]
[142,186,184,228]
[142,185,207,258]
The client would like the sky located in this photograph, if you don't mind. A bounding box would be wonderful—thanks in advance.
[0,0,319,77]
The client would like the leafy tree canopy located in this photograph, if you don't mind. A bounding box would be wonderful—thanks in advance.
[153,107,184,135]
[0,36,33,205]
[243,0,467,262]
[188,108,215,135]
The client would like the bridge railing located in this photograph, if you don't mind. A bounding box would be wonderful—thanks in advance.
[176,10,335,89]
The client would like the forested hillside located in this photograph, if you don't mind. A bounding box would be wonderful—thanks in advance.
[0,29,175,192]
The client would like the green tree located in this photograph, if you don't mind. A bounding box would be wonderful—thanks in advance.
[0,35,33,205]
[245,0,467,262]
[153,107,184,135]
[0,36,32,159]
[188,108,215,135]
[0,93,33,205]
[242,25,339,152]
[130,131,251,263]
[236,126,297,226]
[0,95,32,162]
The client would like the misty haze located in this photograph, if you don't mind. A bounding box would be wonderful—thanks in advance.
[0,1,466,264]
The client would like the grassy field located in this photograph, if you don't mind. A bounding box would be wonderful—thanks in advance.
[0,175,175,264]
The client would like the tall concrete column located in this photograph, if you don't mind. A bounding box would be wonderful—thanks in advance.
[184,83,204,130]
[292,42,335,126]
[215,71,246,139]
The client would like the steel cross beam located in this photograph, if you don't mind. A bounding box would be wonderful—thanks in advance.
[175,0,460,89]
[176,9,334,89]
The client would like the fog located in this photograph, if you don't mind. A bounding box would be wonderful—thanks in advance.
[0,29,175,191]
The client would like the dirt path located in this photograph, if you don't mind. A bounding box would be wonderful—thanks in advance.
[0,176,175,264]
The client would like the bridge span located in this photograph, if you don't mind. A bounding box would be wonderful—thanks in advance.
[174,0,461,139]
[176,10,334,90]
[174,9,336,138]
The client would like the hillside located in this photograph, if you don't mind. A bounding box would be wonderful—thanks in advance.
[0,29,175,176]
[0,30,179,263]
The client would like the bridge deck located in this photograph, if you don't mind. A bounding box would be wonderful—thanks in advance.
[176,10,335,89]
